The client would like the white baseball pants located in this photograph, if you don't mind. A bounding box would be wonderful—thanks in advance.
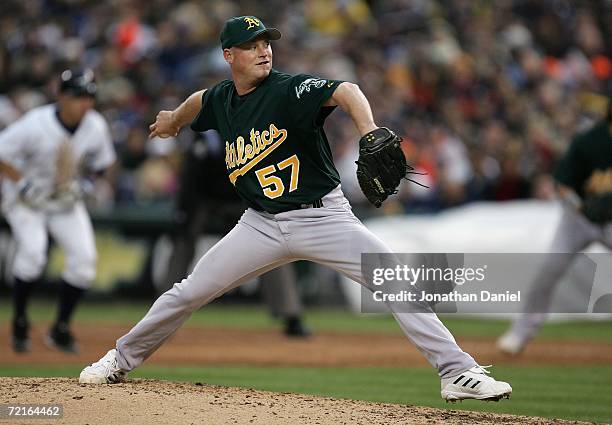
[5,202,97,288]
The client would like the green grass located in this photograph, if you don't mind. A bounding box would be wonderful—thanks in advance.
[1,300,610,342]
[2,364,610,423]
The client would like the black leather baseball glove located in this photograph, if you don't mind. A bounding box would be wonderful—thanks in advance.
[355,127,424,207]
[583,194,612,224]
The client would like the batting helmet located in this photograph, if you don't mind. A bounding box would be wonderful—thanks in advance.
[59,68,97,97]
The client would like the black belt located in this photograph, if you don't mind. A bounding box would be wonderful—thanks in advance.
[302,198,323,209]
[261,198,324,214]
[299,198,323,209]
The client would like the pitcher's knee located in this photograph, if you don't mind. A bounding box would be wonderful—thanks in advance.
[172,277,224,310]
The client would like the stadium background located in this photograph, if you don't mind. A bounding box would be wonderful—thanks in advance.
[0,0,611,423]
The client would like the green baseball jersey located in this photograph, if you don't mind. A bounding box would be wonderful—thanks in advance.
[554,120,612,197]
[191,69,343,213]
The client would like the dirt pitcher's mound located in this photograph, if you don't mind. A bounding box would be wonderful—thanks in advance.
[0,377,583,425]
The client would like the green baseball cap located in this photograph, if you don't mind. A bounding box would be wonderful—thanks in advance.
[220,16,281,49]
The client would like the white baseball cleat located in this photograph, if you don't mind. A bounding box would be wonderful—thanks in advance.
[496,331,527,356]
[441,365,512,402]
[79,349,128,384]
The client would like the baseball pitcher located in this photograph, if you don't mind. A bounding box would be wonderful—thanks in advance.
[80,16,511,402]
[0,69,116,353]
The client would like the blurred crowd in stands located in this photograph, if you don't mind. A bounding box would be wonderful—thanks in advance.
[0,0,610,217]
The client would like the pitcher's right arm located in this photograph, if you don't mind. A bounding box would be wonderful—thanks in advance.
[149,89,207,139]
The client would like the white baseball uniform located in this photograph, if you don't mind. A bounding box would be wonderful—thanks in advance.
[0,104,116,287]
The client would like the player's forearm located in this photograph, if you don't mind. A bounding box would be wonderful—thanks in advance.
[330,82,378,136]
[0,160,22,181]
[172,89,207,128]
